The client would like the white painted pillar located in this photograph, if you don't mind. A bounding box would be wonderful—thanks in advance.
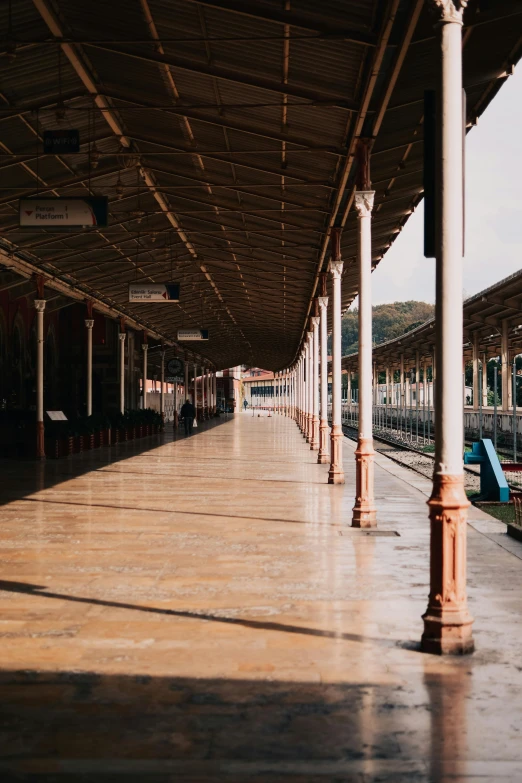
[35,299,46,459]
[481,352,488,407]
[300,349,304,429]
[472,331,479,411]
[318,295,329,463]
[300,356,304,428]
[184,358,189,403]
[304,338,311,439]
[160,351,165,418]
[85,318,94,417]
[352,190,376,526]
[119,331,126,414]
[213,370,217,413]
[501,320,510,410]
[142,343,148,409]
[328,233,344,484]
[193,363,198,416]
[422,0,473,656]
[400,354,405,410]
[310,313,320,450]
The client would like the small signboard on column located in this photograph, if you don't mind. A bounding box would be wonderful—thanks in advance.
[128,283,180,302]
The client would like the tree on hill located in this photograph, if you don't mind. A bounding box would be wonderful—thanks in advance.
[341,301,435,356]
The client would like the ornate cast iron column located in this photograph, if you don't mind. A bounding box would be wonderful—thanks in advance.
[317,279,329,464]
[34,297,46,459]
[119,321,126,415]
[310,306,320,450]
[328,229,344,484]
[352,186,377,527]
[422,0,474,655]
[142,335,148,410]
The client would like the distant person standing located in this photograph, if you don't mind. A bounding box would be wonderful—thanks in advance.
[243,398,248,411]
[180,399,196,435]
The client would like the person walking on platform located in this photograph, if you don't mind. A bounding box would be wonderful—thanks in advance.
[180,399,196,436]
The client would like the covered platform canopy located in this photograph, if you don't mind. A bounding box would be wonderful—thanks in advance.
[340,269,522,372]
[1,0,521,374]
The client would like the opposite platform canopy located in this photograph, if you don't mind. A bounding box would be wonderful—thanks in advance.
[0,0,520,370]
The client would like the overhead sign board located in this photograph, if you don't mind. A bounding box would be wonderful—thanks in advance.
[177,329,209,341]
[43,129,80,154]
[128,283,180,302]
[19,197,108,229]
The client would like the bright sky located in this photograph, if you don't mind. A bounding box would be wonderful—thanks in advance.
[367,66,522,306]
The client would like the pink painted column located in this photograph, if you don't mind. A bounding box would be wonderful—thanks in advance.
[328,230,344,484]
[352,188,377,528]
[422,0,474,655]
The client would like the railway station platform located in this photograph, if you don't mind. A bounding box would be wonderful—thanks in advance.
[1,413,522,780]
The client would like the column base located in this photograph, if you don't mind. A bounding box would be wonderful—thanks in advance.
[352,437,376,528]
[421,473,474,655]
[328,424,344,484]
[310,416,319,450]
[36,420,45,460]
[317,420,329,464]
[421,612,475,655]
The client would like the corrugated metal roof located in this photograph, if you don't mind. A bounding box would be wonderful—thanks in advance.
[0,0,520,369]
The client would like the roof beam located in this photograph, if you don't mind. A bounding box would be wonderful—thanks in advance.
[103,89,347,154]
[32,0,244,348]
[182,0,377,45]
[85,44,358,111]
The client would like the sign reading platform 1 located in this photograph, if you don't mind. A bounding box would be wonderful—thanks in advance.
[177,329,209,341]
[128,283,180,302]
[19,197,108,228]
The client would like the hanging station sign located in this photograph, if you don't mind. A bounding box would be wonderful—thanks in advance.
[43,129,80,154]
[128,283,180,302]
[177,329,209,341]
[19,197,108,229]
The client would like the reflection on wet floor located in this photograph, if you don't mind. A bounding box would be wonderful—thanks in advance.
[0,413,522,780]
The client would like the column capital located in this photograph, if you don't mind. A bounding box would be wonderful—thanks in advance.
[317,296,328,310]
[328,260,343,279]
[34,299,46,313]
[311,316,320,329]
[142,343,148,352]
[85,319,94,329]
[354,190,375,217]
[119,332,126,342]
[426,0,467,24]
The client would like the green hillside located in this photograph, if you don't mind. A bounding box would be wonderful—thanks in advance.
[341,301,435,356]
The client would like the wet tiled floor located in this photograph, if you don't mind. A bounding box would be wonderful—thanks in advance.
[1,413,522,781]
